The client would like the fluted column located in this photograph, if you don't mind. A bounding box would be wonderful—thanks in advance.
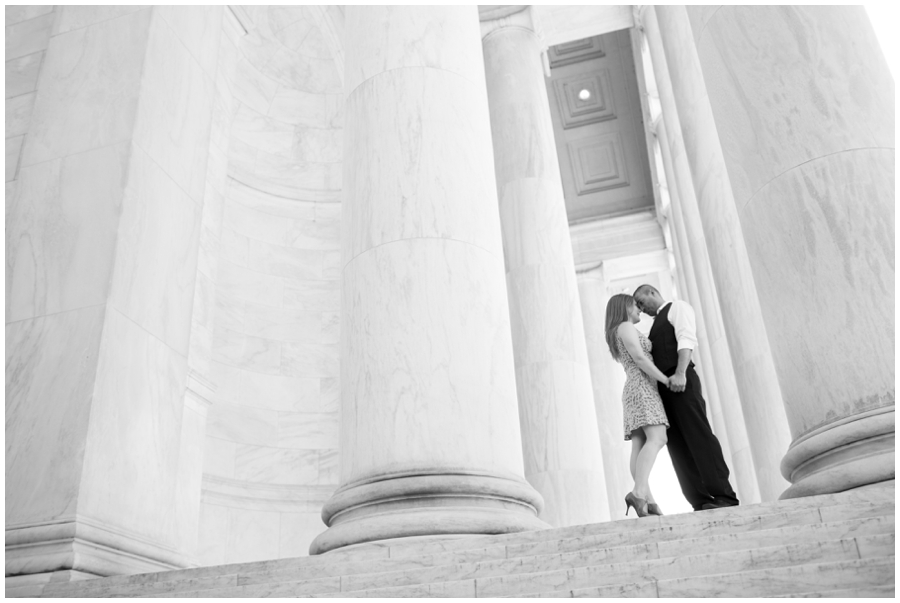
[642,5,792,500]
[481,8,609,527]
[576,268,629,518]
[662,204,730,460]
[679,5,895,498]
[310,6,548,555]
[656,122,760,504]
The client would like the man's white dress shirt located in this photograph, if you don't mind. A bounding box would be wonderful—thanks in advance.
[658,300,698,352]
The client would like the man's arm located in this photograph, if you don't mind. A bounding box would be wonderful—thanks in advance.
[670,349,692,392]
[668,301,698,393]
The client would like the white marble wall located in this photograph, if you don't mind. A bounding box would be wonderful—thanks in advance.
[5,6,54,186]
[195,6,344,565]
[6,6,223,581]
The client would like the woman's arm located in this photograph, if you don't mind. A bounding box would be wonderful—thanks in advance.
[617,322,670,385]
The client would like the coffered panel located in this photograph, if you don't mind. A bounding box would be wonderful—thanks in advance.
[569,132,629,195]
[546,29,654,223]
[554,69,615,129]
[548,36,605,68]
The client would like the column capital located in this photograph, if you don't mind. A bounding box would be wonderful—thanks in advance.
[480,5,540,45]
[480,6,554,77]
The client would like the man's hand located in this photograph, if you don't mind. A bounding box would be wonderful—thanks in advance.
[668,373,687,393]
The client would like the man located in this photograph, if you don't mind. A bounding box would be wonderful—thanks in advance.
[632,284,739,511]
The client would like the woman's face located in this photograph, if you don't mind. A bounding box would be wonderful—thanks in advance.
[627,301,641,324]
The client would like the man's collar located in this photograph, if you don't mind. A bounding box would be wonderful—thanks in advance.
[653,300,671,318]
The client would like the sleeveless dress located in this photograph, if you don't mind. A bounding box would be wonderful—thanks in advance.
[615,328,669,440]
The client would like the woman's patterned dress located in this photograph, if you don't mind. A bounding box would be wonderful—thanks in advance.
[616,328,669,440]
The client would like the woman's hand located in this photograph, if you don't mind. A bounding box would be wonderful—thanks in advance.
[617,322,669,384]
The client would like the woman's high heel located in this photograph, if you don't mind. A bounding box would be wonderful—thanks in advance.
[625,492,650,518]
[647,503,663,516]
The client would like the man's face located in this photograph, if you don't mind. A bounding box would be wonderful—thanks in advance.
[634,289,662,316]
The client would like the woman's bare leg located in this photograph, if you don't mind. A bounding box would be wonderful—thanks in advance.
[632,424,667,500]
[629,428,645,483]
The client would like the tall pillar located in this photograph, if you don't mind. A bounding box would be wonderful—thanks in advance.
[482,8,609,527]
[656,123,760,504]
[310,6,548,555]
[643,5,792,500]
[576,268,629,518]
[680,5,895,498]
[6,6,223,585]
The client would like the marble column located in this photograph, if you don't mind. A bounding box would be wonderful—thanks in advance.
[309,6,548,556]
[482,8,610,527]
[683,5,895,498]
[655,123,760,504]
[576,268,629,519]
[643,5,792,500]
[6,6,223,584]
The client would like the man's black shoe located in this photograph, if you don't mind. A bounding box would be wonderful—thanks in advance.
[700,501,736,510]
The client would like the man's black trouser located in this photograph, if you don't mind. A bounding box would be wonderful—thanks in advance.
[659,364,739,510]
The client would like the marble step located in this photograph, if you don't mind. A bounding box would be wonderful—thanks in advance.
[31,488,894,598]
[384,484,894,560]
[284,522,896,595]
[472,534,891,598]
[381,496,895,564]
[39,506,892,599]
[771,585,896,597]
[139,532,892,598]
[655,556,895,598]
[501,499,893,559]
[522,557,895,598]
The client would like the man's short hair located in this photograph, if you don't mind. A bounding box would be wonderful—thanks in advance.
[633,284,659,298]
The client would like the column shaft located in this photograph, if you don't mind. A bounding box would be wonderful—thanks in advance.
[656,121,761,504]
[577,270,629,518]
[644,5,792,500]
[311,6,548,555]
[681,5,895,498]
[483,14,609,527]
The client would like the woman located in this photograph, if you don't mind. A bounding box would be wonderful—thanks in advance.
[604,293,670,518]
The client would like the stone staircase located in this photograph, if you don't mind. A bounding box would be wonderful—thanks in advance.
[11,485,894,598]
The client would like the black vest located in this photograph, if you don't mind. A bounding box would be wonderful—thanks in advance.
[648,303,682,374]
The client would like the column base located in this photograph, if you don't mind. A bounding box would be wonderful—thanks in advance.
[309,472,550,555]
[5,517,187,585]
[780,406,895,500]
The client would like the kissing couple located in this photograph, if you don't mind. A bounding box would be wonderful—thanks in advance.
[604,284,739,517]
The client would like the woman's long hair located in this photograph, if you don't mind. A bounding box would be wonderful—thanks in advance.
[605,293,635,362]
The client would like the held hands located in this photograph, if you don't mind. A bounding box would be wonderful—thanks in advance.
[667,373,687,393]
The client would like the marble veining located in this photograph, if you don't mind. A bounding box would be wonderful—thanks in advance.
[6,142,127,324]
[6,51,45,99]
[5,305,104,525]
[5,11,54,60]
[344,6,484,94]
[741,149,895,432]
[342,67,500,262]
[21,9,152,166]
[5,4,53,26]
[340,238,523,483]
[697,6,894,209]
[107,146,203,357]
[233,445,320,485]
[78,307,188,548]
